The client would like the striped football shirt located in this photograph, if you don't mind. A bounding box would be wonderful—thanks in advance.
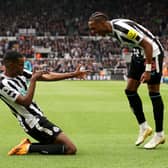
[0,69,43,132]
[110,19,164,58]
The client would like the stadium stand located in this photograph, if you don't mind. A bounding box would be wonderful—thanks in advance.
[0,0,167,80]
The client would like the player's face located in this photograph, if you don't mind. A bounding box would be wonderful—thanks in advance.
[15,58,24,75]
[88,20,108,36]
[10,58,24,76]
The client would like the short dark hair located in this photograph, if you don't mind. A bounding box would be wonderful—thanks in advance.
[89,12,108,21]
[3,51,23,64]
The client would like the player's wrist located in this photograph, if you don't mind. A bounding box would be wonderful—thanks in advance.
[69,72,76,78]
[145,64,152,72]
[30,77,36,82]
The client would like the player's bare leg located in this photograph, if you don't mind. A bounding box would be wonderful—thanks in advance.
[54,132,77,154]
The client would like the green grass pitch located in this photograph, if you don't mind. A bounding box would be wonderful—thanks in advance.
[0,81,168,168]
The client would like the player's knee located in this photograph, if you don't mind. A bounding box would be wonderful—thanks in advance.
[125,89,129,95]
[125,89,136,96]
[70,145,77,154]
[67,145,77,154]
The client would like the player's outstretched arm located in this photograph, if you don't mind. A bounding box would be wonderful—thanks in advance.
[38,64,89,81]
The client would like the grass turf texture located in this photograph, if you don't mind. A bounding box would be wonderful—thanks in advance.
[0,81,168,168]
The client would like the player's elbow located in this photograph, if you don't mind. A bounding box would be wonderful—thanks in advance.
[16,96,32,107]
[17,101,31,107]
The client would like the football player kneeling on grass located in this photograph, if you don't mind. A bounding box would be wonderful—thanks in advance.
[0,51,89,155]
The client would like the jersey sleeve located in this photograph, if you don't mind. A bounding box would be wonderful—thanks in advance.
[113,20,144,45]
[23,69,32,79]
[125,27,143,44]
[0,81,20,102]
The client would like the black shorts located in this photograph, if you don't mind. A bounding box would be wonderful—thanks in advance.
[128,52,164,85]
[26,116,62,144]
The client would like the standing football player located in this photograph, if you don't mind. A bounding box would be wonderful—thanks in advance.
[88,12,165,149]
[0,51,88,155]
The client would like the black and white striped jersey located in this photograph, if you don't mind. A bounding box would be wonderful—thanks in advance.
[110,19,164,58]
[0,69,44,132]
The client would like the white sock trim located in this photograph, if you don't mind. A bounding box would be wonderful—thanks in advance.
[156,131,164,137]
[139,121,148,130]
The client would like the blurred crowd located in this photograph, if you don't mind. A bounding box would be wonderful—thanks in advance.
[0,36,125,76]
[0,0,168,80]
[0,0,167,36]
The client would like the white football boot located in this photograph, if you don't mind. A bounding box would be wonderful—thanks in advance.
[144,133,166,149]
[135,126,153,146]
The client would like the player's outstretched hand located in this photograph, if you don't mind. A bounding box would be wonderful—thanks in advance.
[74,64,90,80]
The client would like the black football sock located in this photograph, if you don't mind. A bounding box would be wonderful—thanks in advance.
[125,89,146,124]
[149,92,164,132]
[29,143,66,154]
